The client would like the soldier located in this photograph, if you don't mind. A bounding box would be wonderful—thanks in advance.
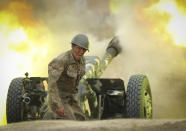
[43,34,89,120]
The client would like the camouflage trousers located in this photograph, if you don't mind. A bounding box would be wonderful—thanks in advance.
[43,92,86,120]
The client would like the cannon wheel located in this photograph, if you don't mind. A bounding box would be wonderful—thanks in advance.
[126,75,152,118]
[6,78,24,123]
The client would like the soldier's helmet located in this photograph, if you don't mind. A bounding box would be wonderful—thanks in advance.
[71,34,89,50]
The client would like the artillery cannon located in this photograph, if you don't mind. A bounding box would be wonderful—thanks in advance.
[6,73,48,123]
[6,37,152,123]
[78,37,152,119]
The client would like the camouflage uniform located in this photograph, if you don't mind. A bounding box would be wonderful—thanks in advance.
[43,50,86,120]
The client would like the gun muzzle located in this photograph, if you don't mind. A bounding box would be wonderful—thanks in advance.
[106,36,122,57]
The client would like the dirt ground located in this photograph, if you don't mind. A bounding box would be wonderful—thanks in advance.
[0,119,186,131]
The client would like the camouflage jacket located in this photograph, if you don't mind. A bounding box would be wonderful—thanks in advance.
[48,50,86,112]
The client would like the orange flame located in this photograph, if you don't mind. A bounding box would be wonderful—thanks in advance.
[0,1,53,125]
[141,0,186,47]
[0,1,53,75]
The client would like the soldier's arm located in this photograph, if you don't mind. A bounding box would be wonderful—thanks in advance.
[48,58,65,112]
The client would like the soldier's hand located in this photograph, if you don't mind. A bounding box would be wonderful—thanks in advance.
[56,107,65,116]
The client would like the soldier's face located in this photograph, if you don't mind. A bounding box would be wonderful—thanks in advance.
[72,45,87,61]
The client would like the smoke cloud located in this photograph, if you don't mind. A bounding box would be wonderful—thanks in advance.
[30,0,186,119]
[102,1,186,118]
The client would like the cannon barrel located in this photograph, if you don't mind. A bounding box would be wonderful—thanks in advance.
[82,36,122,80]
[99,36,122,77]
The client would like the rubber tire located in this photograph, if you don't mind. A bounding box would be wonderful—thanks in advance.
[126,74,152,118]
[6,78,24,123]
